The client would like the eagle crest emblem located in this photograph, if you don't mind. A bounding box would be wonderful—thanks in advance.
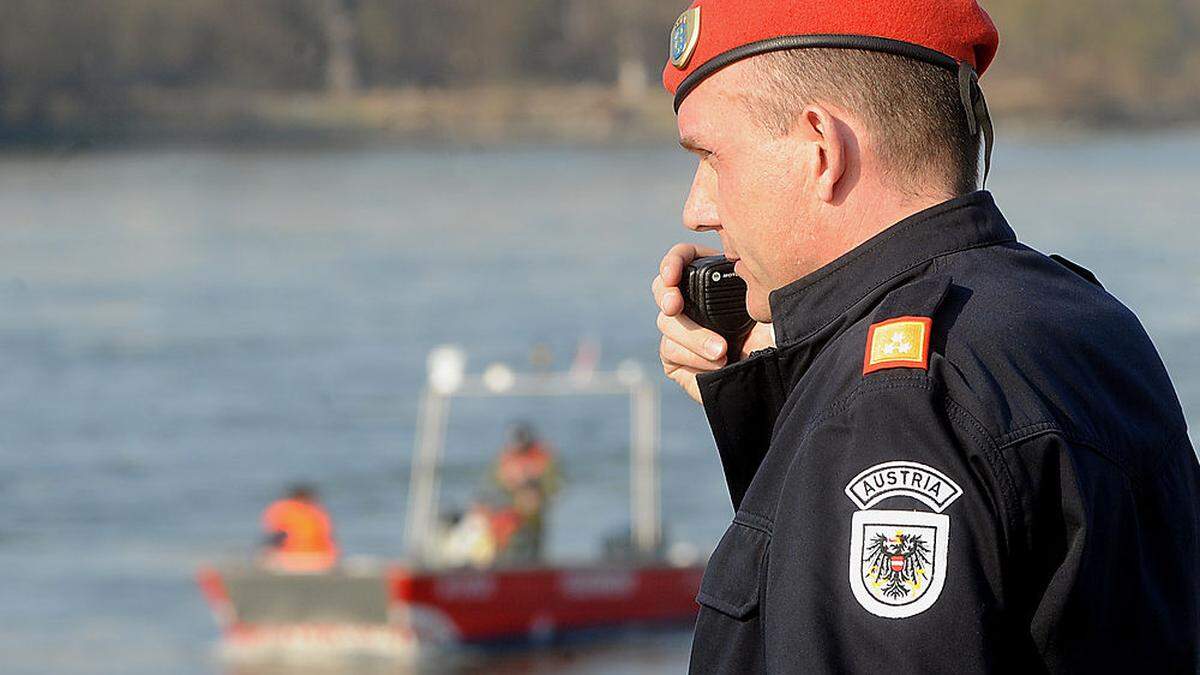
[846,461,960,619]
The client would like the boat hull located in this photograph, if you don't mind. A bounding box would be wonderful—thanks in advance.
[198,561,702,657]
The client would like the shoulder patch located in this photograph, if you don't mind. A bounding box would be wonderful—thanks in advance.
[844,460,963,512]
[863,316,932,375]
[849,510,949,619]
[845,461,962,619]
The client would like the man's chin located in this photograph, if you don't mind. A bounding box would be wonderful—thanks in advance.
[747,291,772,323]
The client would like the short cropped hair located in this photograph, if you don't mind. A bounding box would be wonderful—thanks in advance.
[288,483,317,501]
[746,49,980,197]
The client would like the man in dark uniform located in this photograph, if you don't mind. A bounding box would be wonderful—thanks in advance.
[650,1,1200,672]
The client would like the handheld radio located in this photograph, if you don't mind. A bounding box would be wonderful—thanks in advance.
[677,255,755,345]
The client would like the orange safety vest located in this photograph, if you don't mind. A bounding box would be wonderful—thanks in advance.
[497,443,553,490]
[261,498,339,572]
[488,506,522,550]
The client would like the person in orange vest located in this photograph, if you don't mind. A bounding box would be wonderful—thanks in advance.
[260,484,339,573]
[493,422,561,562]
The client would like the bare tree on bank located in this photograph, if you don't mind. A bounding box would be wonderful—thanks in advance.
[319,0,359,96]
[0,0,1197,139]
[612,0,648,103]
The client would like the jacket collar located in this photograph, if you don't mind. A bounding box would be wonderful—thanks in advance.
[698,192,1016,511]
[768,191,1016,347]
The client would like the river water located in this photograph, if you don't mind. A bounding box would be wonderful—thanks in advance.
[0,132,1197,674]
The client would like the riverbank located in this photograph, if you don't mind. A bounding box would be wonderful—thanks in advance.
[5,80,1199,148]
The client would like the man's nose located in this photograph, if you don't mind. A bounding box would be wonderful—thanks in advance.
[682,162,720,232]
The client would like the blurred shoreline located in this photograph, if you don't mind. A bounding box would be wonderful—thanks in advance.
[4,80,1199,150]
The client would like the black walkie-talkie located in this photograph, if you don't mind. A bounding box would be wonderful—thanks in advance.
[678,256,754,350]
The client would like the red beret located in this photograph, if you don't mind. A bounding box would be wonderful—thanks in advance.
[663,0,1000,111]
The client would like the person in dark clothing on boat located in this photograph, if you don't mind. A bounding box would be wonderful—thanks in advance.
[493,422,561,562]
[650,0,1200,672]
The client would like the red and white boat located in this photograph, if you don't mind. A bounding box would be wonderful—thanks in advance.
[197,346,705,660]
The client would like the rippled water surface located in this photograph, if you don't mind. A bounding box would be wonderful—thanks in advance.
[0,132,1198,674]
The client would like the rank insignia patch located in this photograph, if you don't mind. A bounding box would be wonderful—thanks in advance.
[846,461,961,619]
[863,316,932,375]
[669,7,701,69]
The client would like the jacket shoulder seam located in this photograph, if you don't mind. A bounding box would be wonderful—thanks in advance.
[733,510,775,535]
[943,395,1022,540]
[796,374,934,444]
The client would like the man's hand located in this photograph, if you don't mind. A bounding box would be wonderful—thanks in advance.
[652,244,775,404]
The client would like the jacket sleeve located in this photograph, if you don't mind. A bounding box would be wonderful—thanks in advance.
[764,375,1033,672]
[1004,430,1200,672]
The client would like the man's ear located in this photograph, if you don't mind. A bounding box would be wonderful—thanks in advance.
[793,104,846,204]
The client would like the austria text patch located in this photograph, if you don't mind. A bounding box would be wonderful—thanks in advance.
[863,316,932,375]
[845,460,962,513]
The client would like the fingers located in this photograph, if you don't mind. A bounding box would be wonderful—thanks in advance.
[652,242,719,317]
[662,362,705,405]
[658,242,720,287]
[660,335,723,372]
[651,274,685,316]
[656,311,726,407]
[657,311,727,363]
[652,242,723,406]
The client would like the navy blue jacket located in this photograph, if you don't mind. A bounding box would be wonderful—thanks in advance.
[690,191,1200,673]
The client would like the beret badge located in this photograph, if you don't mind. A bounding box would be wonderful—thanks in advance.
[669,7,701,69]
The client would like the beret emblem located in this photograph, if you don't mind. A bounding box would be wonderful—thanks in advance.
[669,7,701,69]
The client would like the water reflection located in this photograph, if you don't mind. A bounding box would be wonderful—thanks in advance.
[222,629,693,675]
[0,134,1197,674]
